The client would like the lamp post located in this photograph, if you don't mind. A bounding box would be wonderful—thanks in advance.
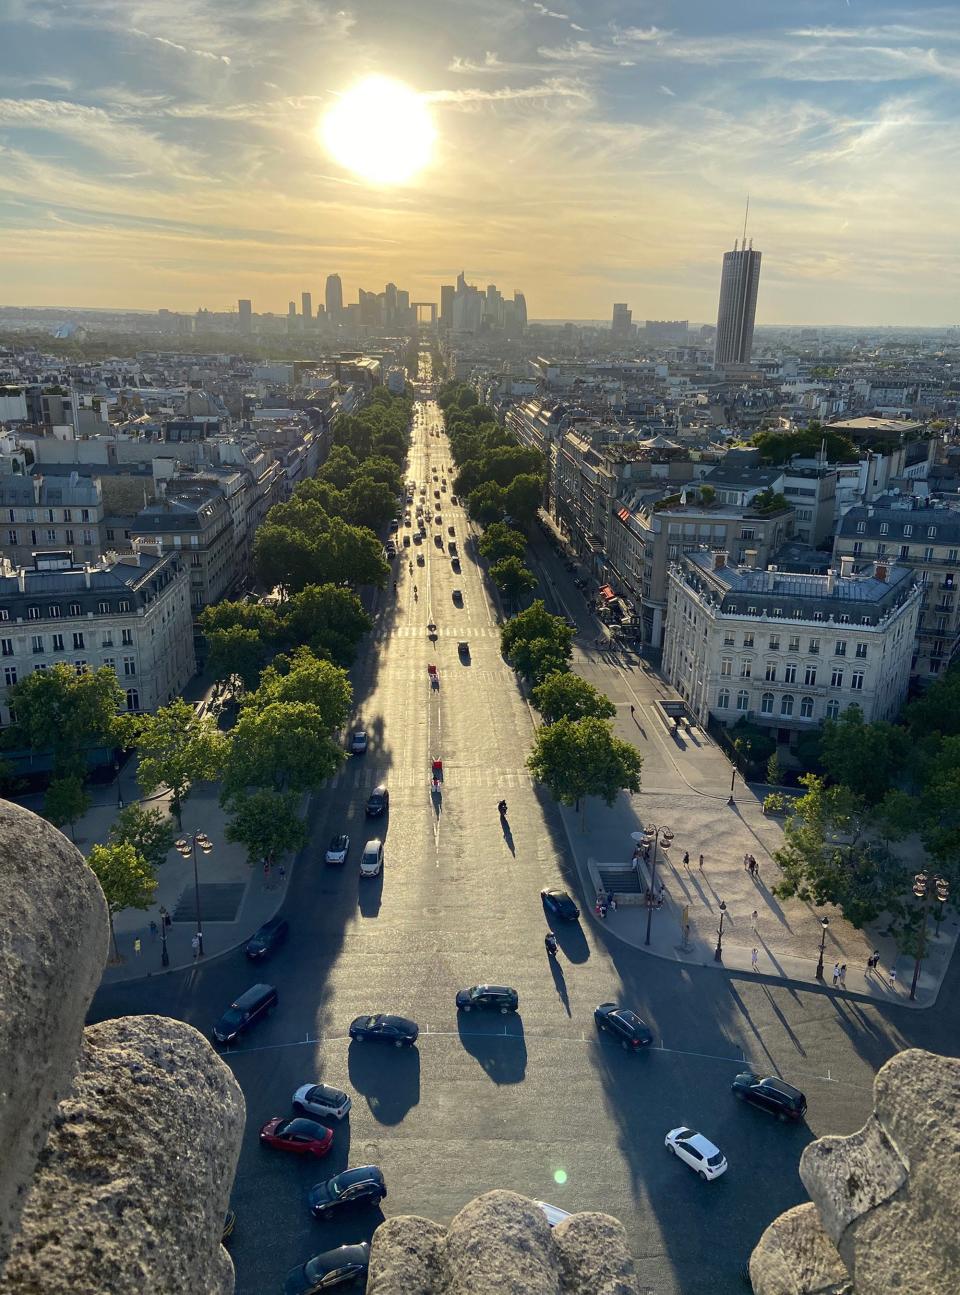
[910,871,950,1002]
[815,916,830,980]
[175,830,213,958]
[114,759,124,810]
[714,900,727,962]
[728,738,749,806]
[158,905,170,968]
[641,824,674,947]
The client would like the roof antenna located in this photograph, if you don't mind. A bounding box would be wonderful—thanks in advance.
[742,194,750,248]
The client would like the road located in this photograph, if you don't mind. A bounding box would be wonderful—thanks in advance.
[90,378,959,1295]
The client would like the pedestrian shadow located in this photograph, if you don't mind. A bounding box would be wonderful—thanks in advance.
[761,985,807,1056]
[501,818,516,856]
[725,982,782,1077]
[549,957,571,1017]
[754,932,789,979]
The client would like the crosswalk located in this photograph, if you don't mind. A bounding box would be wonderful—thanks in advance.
[377,624,502,640]
[325,764,533,791]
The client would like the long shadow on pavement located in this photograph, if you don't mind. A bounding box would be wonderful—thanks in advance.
[456,1014,528,1084]
[347,1040,420,1126]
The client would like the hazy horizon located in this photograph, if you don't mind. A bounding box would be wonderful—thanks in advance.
[2,0,959,325]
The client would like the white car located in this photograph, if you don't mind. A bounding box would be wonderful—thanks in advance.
[534,1201,571,1227]
[360,838,384,877]
[324,834,350,865]
[292,1083,352,1122]
[350,730,368,755]
[665,1127,728,1181]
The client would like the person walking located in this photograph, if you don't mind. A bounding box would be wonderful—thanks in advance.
[682,851,690,867]
[865,953,874,976]
[871,949,880,972]
[743,853,750,870]
[889,965,897,984]
[149,920,158,940]
[839,963,847,987]
[751,947,759,971]
[832,962,841,987]
[698,853,704,872]
[751,909,758,934]
[191,934,200,961]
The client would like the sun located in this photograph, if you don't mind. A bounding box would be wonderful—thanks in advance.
[320,76,436,185]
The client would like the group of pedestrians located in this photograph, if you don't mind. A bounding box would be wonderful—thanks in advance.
[743,853,760,879]
[832,962,848,987]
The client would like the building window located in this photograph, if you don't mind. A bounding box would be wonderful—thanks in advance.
[81,509,90,523]
[69,603,81,617]
[0,639,12,657]
[879,522,889,535]
[804,666,817,685]
[31,635,43,654]
[800,696,814,718]
[788,635,799,652]
[855,642,868,659]
[52,633,64,651]
[48,605,60,618]
[768,635,780,651]
[851,671,864,691]
[927,526,937,538]
[103,658,115,672]
[740,659,752,678]
[123,657,136,677]
[102,634,113,648]
[27,606,41,620]
[924,547,934,561]
[97,601,109,614]
[743,633,754,648]
[717,689,730,709]
[121,628,133,646]
[736,689,749,711]
[826,700,840,719]
[903,525,913,537]
[65,529,74,544]
[853,541,863,556]
[723,633,735,647]
[6,530,16,545]
[877,543,887,557]
[765,662,777,681]
[784,662,797,684]
[46,529,56,544]
[3,666,17,686]
[106,529,115,541]
[809,637,820,654]
[856,521,866,534]
[74,661,88,675]
[720,658,732,677]
[899,546,910,560]
[761,693,774,714]
[125,688,140,712]
[72,632,84,650]
[831,667,844,687]
[834,640,847,656]
[780,694,794,716]
[118,600,131,613]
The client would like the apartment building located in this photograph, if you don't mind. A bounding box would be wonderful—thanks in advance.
[0,471,106,567]
[834,493,960,680]
[662,551,920,741]
[129,486,236,612]
[0,544,195,723]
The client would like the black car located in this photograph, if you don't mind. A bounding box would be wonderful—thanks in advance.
[244,916,289,961]
[284,1244,370,1294]
[349,1013,419,1046]
[456,985,519,1014]
[732,1072,807,1121]
[451,558,461,573]
[365,784,389,816]
[308,1167,386,1218]
[541,888,580,920]
[594,1002,654,1050]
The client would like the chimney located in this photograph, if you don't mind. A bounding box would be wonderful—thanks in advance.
[84,566,91,589]
[17,568,25,593]
[744,549,759,569]
[838,555,855,579]
[714,550,727,570]
[826,567,835,595]
[875,562,888,583]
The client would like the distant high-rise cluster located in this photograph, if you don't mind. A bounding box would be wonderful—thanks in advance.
[437,272,527,336]
[714,238,762,366]
[610,303,633,340]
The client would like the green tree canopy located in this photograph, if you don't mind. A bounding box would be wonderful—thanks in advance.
[317,444,360,490]
[135,699,227,828]
[343,475,396,531]
[220,701,343,804]
[7,663,126,779]
[467,480,507,525]
[490,555,538,601]
[503,473,544,527]
[225,788,309,866]
[43,774,91,840]
[87,841,157,960]
[108,803,176,873]
[251,646,352,730]
[531,671,616,724]
[206,624,268,693]
[198,599,279,639]
[501,600,573,684]
[751,424,859,465]
[280,583,372,666]
[527,716,643,816]
[818,706,910,805]
[478,522,527,565]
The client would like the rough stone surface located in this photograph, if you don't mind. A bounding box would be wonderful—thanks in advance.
[367,1190,639,1295]
[751,1048,960,1295]
[0,799,109,1270]
[0,799,246,1295]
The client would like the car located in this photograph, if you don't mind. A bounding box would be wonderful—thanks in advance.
[293,1083,353,1121]
[324,834,350,865]
[435,534,443,547]
[349,1012,418,1046]
[457,641,470,659]
[349,730,368,755]
[665,1127,728,1181]
[284,1243,370,1294]
[535,1201,571,1228]
[448,542,457,555]
[388,519,399,532]
[434,515,442,524]
[308,1167,386,1219]
[259,1116,334,1157]
[451,495,458,504]
[452,589,463,605]
[455,985,519,1014]
[434,489,440,498]
[359,839,384,877]
[213,983,277,1045]
[564,618,578,631]
[448,525,456,536]
[594,1002,654,1049]
[402,534,410,547]
[451,557,461,573]
[541,888,580,920]
[244,916,289,961]
[365,785,389,816]
[731,1072,807,1121]
[417,551,425,564]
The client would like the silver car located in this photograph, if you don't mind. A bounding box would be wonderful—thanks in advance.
[292,1083,352,1122]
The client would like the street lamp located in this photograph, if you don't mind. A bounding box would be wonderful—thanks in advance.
[114,759,124,809]
[815,916,830,980]
[641,824,674,947]
[910,871,950,1001]
[158,905,170,968]
[175,830,213,957]
[714,900,727,962]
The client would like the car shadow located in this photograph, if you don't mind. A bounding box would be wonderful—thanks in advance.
[357,869,384,919]
[456,1013,527,1084]
[347,1040,420,1125]
[305,1199,385,1263]
[550,919,590,965]
[549,957,571,1017]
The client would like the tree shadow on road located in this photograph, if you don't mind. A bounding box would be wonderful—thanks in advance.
[348,1040,421,1125]
[456,1014,528,1084]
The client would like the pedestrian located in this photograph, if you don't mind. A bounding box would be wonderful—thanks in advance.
[751,947,759,971]
[598,902,607,920]
[278,864,287,882]
[839,963,847,987]
[751,909,758,933]
[632,845,642,864]
[832,962,840,986]
[871,949,880,972]
[683,851,690,867]
[630,704,635,716]
[890,965,897,984]
[606,889,614,908]
[149,920,158,940]
[699,853,704,872]
[643,844,651,863]
[865,953,874,976]
[743,853,750,870]
[191,934,200,960]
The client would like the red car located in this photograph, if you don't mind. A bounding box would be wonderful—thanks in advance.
[259,1117,333,1157]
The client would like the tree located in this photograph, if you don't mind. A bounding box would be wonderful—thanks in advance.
[220,701,343,805]
[7,663,126,780]
[43,774,91,841]
[253,522,317,595]
[206,624,268,693]
[317,444,360,489]
[501,601,574,684]
[531,671,616,724]
[280,583,372,666]
[314,516,389,589]
[490,556,538,602]
[818,706,909,805]
[86,841,157,962]
[343,475,396,531]
[225,788,308,866]
[766,751,784,786]
[528,716,643,827]
[466,480,506,525]
[478,522,526,565]
[108,804,176,873]
[252,647,352,730]
[503,474,544,527]
[135,699,227,829]
[198,599,279,639]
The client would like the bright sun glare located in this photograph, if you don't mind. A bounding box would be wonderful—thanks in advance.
[321,76,436,185]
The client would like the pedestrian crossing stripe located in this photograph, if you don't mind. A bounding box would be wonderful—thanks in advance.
[325,766,533,790]
[378,624,502,639]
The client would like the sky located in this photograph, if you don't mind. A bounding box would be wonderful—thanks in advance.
[2,0,959,324]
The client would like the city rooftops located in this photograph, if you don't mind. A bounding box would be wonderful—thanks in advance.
[827,416,926,440]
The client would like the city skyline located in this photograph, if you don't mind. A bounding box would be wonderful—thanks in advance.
[2,0,959,323]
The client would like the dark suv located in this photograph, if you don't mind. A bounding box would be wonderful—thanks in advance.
[244,916,289,961]
[365,784,389,816]
[732,1072,807,1121]
[455,985,519,1014]
[308,1166,386,1218]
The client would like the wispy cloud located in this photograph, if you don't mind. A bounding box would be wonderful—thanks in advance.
[0,98,197,173]
[427,77,591,106]
[128,27,231,64]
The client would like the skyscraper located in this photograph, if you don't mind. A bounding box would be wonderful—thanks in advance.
[513,291,527,331]
[325,273,343,320]
[611,303,633,339]
[439,285,455,330]
[301,291,312,322]
[714,240,762,366]
[238,299,252,331]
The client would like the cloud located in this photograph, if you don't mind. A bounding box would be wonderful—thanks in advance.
[0,98,197,172]
[659,84,676,96]
[427,77,591,106]
[129,27,231,64]
[532,3,568,18]
[448,52,505,73]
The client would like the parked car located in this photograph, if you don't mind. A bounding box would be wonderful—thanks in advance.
[324,834,350,865]
[452,589,463,605]
[388,519,399,532]
[293,1083,353,1122]
[359,839,384,877]
[448,542,457,555]
[284,1244,370,1294]
[665,1127,727,1181]
[535,1201,572,1227]
[451,495,458,504]
[451,557,461,573]
[594,1002,653,1049]
[308,1167,386,1219]
[349,1013,419,1046]
[349,730,368,755]
[455,985,519,1014]
[403,534,410,547]
[244,916,289,961]
[457,641,470,660]
[448,525,456,536]
[259,1116,333,1157]
[541,888,579,920]
[731,1072,807,1121]
[365,785,389,816]
[213,983,277,1045]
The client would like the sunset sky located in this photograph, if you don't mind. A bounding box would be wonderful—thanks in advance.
[2,0,958,323]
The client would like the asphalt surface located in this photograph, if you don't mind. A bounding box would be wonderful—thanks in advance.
[90,380,960,1295]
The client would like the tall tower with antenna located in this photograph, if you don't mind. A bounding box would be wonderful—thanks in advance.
[715,199,762,366]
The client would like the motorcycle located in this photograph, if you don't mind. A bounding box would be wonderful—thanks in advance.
[497,799,508,816]
[545,933,558,957]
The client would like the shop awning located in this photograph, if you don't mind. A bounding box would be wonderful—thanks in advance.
[599,585,615,601]
[617,507,631,522]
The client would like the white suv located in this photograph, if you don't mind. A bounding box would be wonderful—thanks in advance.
[360,839,384,877]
